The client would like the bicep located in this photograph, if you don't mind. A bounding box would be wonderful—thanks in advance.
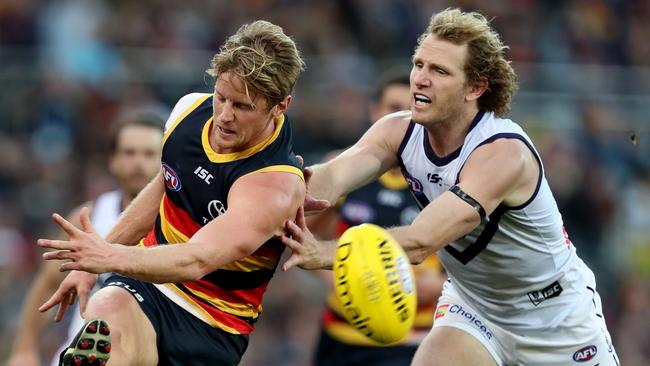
[457,139,533,215]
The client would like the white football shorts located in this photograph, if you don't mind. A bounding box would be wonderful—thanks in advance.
[432,281,619,365]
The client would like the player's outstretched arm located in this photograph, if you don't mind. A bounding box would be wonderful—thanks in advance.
[389,138,539,263]
[282,113,410,270]
[38,171,305,283]
[306,112,409,209]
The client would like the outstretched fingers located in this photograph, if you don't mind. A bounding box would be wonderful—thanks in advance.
[281,226,303,252]
[54,291,76,322]
[284,216,304,243]
[39,288,70,321]
[79,207,95,234]
[38,238,72,251]
[294,206,306,229]
[281,253,301,271]
[51,213,81,238]
[78,287,90,315]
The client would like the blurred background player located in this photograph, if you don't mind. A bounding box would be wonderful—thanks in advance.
[6,112,164,366]
[307,71,446,366]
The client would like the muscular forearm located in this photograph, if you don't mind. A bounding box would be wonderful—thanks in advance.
[309,164,345,204]
[105,172,163,245]
[111,240,252,283]
[389,193,481,264]
[310,146,388,205]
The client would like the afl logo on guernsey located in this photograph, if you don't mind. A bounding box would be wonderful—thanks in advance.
[404,172,424,195]
[162,163,182,191]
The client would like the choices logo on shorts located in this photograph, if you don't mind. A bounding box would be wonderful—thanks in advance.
[448,304,493,340]
[435,303,450,320]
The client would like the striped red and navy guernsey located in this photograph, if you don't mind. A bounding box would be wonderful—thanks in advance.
[139,93,303,335]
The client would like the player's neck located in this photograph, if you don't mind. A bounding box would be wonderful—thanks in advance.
[426,107,479,157]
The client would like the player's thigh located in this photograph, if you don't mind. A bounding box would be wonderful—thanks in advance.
[85,286,158,364]
[411,326,497,366]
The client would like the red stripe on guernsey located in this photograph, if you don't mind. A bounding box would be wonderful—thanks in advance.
[142,229,157,247]
[162,194,201,239]
[197,303,254,333]
[183,279,268,307]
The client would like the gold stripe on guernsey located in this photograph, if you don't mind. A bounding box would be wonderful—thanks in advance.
[162,283,238,333]
[163,94,212,145]
[378,169,408,190]
[237,165,304,182]
[202,114,287,163]
[170,283,262,318]
[158,198,190,243]
[220,255,278,272]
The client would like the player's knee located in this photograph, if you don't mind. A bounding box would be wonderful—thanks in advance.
[413,327,497,366]
[84,287,135,319]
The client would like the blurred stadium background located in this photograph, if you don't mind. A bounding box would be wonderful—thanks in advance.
[0,0,648,365]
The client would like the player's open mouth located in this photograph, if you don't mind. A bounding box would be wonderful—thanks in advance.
[218,126,236,135]
[414,93,432,106]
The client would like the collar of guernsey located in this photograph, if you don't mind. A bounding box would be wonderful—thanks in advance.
[201,112,288,163]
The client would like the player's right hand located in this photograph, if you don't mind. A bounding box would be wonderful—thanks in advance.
[6,348,40,366]
[39,270,98,321]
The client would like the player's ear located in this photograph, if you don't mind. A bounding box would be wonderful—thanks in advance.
[272,95,292,117]
[465,76,488,102]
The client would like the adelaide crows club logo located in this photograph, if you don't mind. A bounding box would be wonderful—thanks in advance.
[162,163,182,191]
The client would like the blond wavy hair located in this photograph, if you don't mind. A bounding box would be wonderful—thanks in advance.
[207,20,305,109]
[418,8,518,117]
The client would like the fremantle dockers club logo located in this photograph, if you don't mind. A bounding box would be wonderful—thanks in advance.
[162,163,182,191]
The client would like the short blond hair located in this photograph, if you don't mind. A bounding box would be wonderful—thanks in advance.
[207,20,305,108]
[418,8,518,117]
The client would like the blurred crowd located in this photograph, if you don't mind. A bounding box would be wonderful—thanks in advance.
[0,0,648,365]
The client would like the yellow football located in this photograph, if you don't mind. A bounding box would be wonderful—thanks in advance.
[333,223,417,344]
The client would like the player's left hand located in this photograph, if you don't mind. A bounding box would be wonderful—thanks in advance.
[38,207,114,274]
